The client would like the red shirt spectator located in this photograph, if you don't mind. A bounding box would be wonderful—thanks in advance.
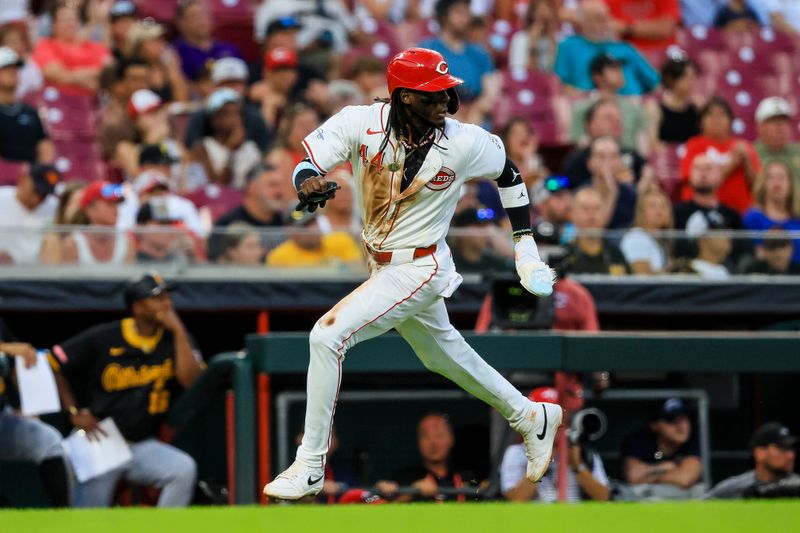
[603,0,681,53]
[32,4,111,96]
[553,278,600,332]
[680,97,760,214]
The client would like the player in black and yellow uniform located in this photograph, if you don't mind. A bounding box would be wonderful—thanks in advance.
[0,318,71,507]
[50,272,205,508]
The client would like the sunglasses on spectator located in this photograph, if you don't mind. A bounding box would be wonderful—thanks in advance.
[101,184,124,201]
[545,176,570,192]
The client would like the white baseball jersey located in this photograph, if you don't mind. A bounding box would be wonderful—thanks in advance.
[302,102,506,251]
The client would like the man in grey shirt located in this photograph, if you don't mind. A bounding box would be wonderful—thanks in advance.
[707,422,798,499]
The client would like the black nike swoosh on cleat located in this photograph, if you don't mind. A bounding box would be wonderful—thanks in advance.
[308,474,324,485]
[536,405,548,440]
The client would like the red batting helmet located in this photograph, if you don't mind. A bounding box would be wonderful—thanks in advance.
[387,48,462,113]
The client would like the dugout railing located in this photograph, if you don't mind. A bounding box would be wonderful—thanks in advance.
[245,331,800,504]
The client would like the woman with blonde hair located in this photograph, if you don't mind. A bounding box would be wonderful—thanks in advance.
[620,187,674,274]
[743,160,800,265]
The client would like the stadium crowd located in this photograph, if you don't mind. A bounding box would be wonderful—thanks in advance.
[0,0,796,275]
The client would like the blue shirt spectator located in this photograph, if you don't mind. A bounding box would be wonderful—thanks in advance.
[418,0,494,102]
[680,0,770,27]
[742,209,800,264]
[554,36,659,96]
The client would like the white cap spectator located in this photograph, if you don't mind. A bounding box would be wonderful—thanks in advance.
[128,89,163,120]
[211,57,249,85]
[0,46,24,69]
[755,96,793,124]
[133,170,171,196]
[206,87,240,114]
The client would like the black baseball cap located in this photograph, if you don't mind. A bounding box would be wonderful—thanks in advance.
[652,398,690,422]
[265,16,302,37]
[124,272,173,308]
[139,143,178,166]
[30,164,61,196]
[110,0,137,20]
[590,53,623,75]
[750,422,797,449]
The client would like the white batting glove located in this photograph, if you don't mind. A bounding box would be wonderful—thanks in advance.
[515,235,556,297]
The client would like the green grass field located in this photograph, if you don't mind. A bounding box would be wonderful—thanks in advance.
[3,502,800,533]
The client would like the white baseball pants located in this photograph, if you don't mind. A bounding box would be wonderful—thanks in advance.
[296,243,530,467]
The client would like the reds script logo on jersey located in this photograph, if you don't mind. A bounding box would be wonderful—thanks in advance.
[426,167,456,191]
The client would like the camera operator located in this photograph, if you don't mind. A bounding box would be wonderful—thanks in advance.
[500,387,610,503]
[707,423,798,499]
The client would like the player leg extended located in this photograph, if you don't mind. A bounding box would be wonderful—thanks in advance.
[395,298,562,484]
[263,256,447,500]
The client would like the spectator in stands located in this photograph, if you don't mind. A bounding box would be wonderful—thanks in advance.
[679,0,735,28]
[707,423,798,498]
[622,398,704,500]
[32,2,111,95]
[0,47,54,164]
[51,272,204,507]
[418,0,494,102]
[585,135,638,229]
[377,412,483,502]
[531,175,573,246]
[215,163,285,229]
[39,180,87,264]
[674,153,744,231]
[714,0,763,30]
[0,318,70,507]
[0,23,43,100]
[276,103,322,166]
[134,197,205,264]
[256,47,301,130]
[681,96,760,215]
[507,0,560,72]
[621,188,674,275]
[553,0,659,96]
[678,210,733,278]
[0,164,59,265]
[191,88,262,190]
[126,20,189,103]
[743,160,800,264]
[350,56,387,102]
[260,15,302,53]
[108,0,137,61]
[173,0,241,82]
[254,0,356,54]
[98,58,149,160]
[501,387,609,503]
[645,55,701,147]
[119,170,204,238]
[561,98,648,187]
[603,0,680,58]
[450,207,513,274]
[115,89,187,180]
[753,97,800,215]
[324,169,358,233]
[266,208,362,268]
[500,118,547,188]
[570,53,648,153]
[743,230,800,274]
[561,187,631,275]
[216,223,265,266]
[185,57,271,153]
[56,181,135,265]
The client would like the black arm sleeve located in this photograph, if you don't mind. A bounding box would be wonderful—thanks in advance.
[496,158,533,235]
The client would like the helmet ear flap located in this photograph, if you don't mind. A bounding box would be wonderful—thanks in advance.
[446,87,459,114]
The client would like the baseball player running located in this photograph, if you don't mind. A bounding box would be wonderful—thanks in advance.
[265,48,561,500]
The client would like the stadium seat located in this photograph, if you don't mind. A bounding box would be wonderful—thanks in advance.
[495,68,562,145]
[0,159,25,187]
[183,184,243,222]
[54,155,106,182]
[133,0,178,24]
[209,0,259,63]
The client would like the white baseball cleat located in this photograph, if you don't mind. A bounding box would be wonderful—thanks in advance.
[263,460,324,500]
[515,401,563,483]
